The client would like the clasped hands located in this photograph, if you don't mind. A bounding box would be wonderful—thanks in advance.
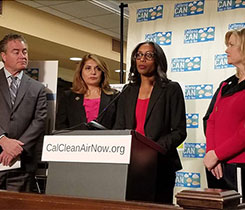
[0,136,24,166]
[203,150,223,180]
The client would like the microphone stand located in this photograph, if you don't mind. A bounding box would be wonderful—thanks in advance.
[86,84,129,130]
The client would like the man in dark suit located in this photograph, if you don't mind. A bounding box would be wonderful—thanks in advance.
[0,34,47,192]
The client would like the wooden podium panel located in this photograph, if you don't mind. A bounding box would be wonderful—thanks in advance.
[45,130,164,202]
[126,131,159,201]
[0,190,181,210]
[0,189,241,210]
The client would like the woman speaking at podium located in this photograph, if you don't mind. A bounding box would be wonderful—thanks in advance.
[114,41,187,204]
[55,54,118,130]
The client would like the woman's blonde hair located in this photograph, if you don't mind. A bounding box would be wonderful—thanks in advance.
[225,28,245,77]
[71,54,114,95]
[225,28,245,57]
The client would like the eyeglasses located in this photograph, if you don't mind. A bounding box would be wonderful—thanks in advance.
[135,52,155,61]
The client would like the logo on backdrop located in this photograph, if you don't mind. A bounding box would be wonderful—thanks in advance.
[214,54,234,69]
[175,172,201,188]
[24,68,39,80]
[171,56,201,72]
[218,0,245,12]
[186,114,199,128]
[183,143,206,158]
[174,0,204,17]
[184,27,215,44]
[145,31,172,45]
[136,5,163,22]
[229,22,245,30]
[185,84,213,99]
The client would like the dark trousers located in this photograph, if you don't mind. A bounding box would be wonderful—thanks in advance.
[206,163,245,202]
[0,169,35,192]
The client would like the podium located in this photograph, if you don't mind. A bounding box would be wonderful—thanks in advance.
[43,130,164,202]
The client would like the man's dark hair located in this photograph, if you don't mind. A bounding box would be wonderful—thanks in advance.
[0,33,27,53]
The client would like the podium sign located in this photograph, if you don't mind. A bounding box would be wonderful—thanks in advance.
[44,130,163,202]
[42,135,132,164]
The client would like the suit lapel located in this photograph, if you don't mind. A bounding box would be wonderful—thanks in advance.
[145,82,163,123]
[0,68,12,108]
[99,91,110,114]
[72,93,86,122]
[128,85,139,127]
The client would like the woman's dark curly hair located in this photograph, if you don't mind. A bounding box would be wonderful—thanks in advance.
[128,41,169,84]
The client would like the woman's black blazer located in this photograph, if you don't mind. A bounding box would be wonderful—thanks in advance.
[55,90,118,130]
[114,80,187,172]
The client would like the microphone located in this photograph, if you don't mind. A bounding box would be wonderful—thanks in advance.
[85,120,107,130]
[53,84,130,133]
[86,83,130,130]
